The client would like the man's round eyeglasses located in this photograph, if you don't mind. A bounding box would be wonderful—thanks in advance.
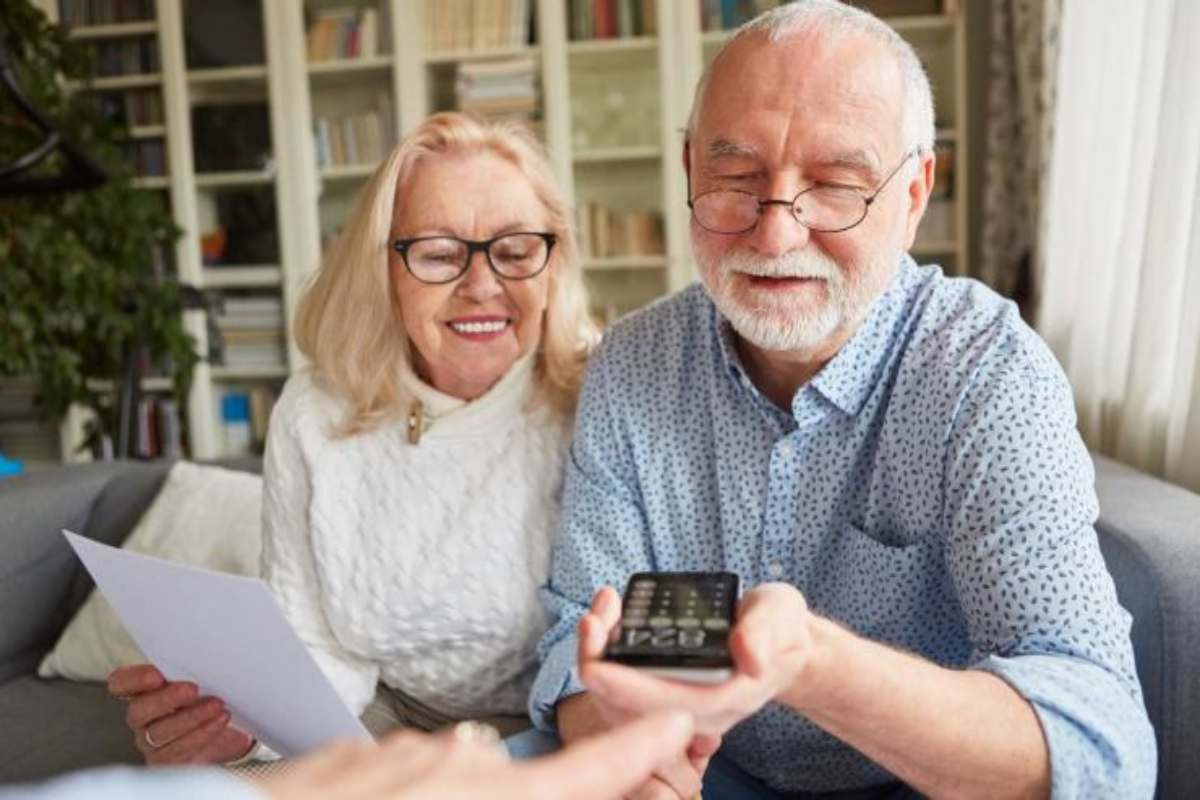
[391,232,556,285]
[688,149,919,235]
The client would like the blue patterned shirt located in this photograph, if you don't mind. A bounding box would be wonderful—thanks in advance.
[530,258,1156,797]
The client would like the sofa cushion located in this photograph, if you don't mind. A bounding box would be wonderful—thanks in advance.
[37,461,263,683]
[0,676,139,782]
[0,461,172,685]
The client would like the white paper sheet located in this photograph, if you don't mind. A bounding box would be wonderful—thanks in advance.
[63,530,371,758]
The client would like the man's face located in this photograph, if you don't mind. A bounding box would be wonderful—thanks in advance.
[688,30,927,355]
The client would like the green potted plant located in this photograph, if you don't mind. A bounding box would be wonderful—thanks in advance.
[0,1,198,457]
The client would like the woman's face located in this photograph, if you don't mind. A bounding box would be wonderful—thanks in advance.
[390,151,555,400]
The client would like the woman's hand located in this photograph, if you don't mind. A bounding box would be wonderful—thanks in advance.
[107,664,254,765]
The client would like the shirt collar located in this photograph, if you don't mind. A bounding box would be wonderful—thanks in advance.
[807,254,919,418]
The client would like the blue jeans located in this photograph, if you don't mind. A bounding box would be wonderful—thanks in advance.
[502,729,913,799]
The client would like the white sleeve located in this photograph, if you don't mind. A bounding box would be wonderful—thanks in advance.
[259,394,381,721]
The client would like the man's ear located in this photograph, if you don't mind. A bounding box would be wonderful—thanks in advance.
[902,149,936,249]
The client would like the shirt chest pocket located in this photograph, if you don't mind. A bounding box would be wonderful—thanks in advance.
[805,523,940,647]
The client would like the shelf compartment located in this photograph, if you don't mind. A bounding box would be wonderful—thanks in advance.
[424,45,540,65]
[194,171,274,188]
[203,266,283,289]
[68,21,159,40]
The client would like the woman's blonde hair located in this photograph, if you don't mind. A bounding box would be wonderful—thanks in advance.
[294,112,598,436]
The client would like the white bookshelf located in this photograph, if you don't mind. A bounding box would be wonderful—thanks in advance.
[35,0,973,462]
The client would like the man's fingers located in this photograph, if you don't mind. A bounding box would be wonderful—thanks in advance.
[125,682,200,729]
[578,613,611,664]
[500,711,694,800]
[107,664,165,698]
[590,586,623,629]
[582,660,753,717]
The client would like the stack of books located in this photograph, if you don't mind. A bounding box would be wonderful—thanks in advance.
[577,204,665,259]
[315,104,391,168]
[306,7,380,61]
[568,0,658,39]
[215,295,287,370]
[455,57,539,123]
[426,0,532,52]
[0,382,60,468]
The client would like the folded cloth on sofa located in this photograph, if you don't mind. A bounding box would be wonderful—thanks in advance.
[37,461,262,682]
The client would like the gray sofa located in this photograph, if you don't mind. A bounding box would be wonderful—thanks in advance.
[2,456,1198,796]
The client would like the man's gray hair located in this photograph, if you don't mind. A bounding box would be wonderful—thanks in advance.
[686,0,936,158]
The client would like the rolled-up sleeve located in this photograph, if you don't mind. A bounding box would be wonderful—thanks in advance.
[530,336,656,731]
[943,331,1157,798]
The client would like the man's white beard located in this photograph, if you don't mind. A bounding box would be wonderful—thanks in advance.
[698,246,868,352]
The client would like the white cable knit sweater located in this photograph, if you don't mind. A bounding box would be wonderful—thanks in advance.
[260,355,569,722]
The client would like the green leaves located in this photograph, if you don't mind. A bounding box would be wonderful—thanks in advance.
[0,2,197,444]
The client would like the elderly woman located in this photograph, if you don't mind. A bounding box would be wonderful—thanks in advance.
[106,111,598,764]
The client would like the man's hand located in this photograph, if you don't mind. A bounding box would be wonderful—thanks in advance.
[578,583,819,742]
[257,711,696,800]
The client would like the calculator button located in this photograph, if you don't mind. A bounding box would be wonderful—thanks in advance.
[648,616,672,628]
[676,617,700,629]
[633,579,656,590]
[703,618,729,631]
[623,614,647,627]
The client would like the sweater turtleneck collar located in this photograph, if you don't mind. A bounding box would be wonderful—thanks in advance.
[397,352,538,442]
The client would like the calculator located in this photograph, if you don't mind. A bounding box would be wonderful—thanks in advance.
[602,571,739,684]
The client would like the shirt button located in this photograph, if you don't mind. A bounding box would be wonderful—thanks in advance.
[767,562,784,579]
[777,441,793,457]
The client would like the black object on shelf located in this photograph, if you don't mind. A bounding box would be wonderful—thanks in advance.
[0,37,107,196]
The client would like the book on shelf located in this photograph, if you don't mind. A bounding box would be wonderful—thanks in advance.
[122,138,165,177]
[93,37,160,78]
[219,387,278,452]
[698,0,777,32]
[306,7,380,61]
[131,395,182,460]
[849,0,946,17]
[427,0,533,52]
[314,101,390,169]
[93,88,164,127]
[577,203,664,259]
[569,0,658,40]
[59,0,155,27]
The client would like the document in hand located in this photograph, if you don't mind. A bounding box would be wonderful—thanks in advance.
[62,530,372,758]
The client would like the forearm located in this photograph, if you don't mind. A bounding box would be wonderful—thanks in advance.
[786,618,1049,800]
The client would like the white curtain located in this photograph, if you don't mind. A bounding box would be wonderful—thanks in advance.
[1037,0,1200,492]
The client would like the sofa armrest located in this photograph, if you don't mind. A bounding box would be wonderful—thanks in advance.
[0,461,171,684]
[1092,454,1200,799]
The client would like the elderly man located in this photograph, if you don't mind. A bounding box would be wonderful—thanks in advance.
[528,1,1156,798]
